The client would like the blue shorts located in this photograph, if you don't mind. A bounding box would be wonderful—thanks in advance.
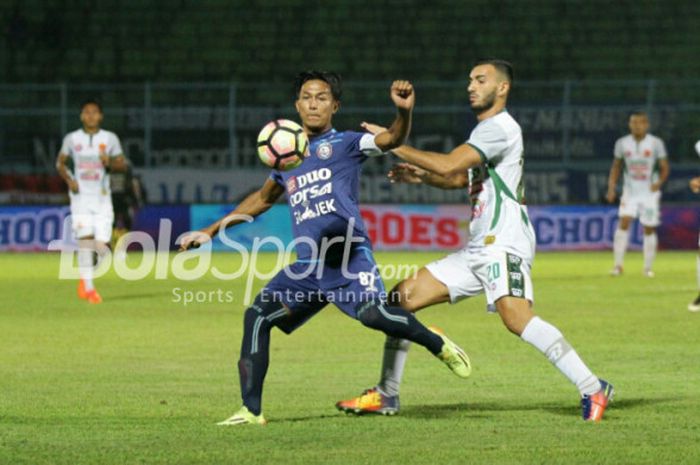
[259,246,386,334]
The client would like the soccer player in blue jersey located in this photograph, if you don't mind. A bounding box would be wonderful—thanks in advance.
[179,71,471,425]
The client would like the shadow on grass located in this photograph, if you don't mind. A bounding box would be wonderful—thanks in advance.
[400,396,683,419]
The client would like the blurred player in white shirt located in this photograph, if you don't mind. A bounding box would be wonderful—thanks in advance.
[687,139,700,312]
[56,99,126,303]
[606,111,670,277]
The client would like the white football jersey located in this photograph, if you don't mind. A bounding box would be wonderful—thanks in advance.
[60,129,123,198]
[466,111,535,259]
[613,134,667,197]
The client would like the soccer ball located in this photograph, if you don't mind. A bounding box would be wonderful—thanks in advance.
[257,119,309,171]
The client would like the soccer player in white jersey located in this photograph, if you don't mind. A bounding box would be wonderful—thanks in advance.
[56,99,126,303]
[687,139,700,312]
[336,59,613,422]
[606,111,670,277]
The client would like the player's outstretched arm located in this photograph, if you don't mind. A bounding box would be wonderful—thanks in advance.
[391,143,482,178]
[372,80,415,151]
[388,163,468,189]
[179,178,284,251]
[606,159,622,203]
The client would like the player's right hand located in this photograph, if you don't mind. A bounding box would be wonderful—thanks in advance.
[388,163,426,184]
[68,179,79,194]
[390,80,415,112]
[178,230,212,252]
[690,177,700,193]
[605,189,616,203]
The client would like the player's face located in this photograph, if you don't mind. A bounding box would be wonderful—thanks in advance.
[80,104,103,131]
[295,80,339,134]
[628,114,649,138]
[467,64,508,114]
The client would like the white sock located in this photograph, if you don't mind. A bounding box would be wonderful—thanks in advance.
[377,337,411,397]
[78,247,95,292]
[643,233,657,271]
[613,228,629,268]
[521,317,601,396]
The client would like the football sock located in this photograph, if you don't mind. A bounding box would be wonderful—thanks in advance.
[357,300,443,355]
[77,241,95,292]
[238,300,287,416]
[378,337,411,397]
[613,228,629,268]
[521,317,601,396]
[643,232,657,271]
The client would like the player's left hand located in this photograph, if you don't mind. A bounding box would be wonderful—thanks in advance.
[360,121,388,135]
[390,80,415,111]
[650,182,662,192]
[388,163,426,184]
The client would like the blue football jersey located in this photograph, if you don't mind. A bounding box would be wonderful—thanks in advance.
[270,128,377,261]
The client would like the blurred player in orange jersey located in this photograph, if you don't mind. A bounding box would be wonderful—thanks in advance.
[56,99,126,303]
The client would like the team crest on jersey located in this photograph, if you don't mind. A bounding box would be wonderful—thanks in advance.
[74,144,83,152]
[624,151,631,158]
[316,142,333,160]
[286,176,297,193]
[644,149,651,157]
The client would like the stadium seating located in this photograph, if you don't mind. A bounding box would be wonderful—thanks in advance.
[1,0,698,83]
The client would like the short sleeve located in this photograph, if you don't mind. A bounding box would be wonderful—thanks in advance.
[60,134,72,156]
[613,139,624,159]
[655,138,667,159]
[269,170,284,187]
[466,120,508,163]
[109,133,124,157]
[358,133,384,157]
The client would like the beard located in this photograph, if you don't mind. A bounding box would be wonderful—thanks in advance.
[470,89,497,115]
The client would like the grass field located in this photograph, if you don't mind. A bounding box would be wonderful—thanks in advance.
[1,250,700,465]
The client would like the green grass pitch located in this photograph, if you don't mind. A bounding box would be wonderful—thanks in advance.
[1,251,699,464]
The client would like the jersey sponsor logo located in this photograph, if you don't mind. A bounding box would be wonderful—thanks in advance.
[289,181,333,207]
[316,142,333,160]
[296,168,331,188]
[293,199,336,225]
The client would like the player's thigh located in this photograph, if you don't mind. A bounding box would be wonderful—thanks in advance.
[421,249,484,306]
[260,263,327,335]
[71,213,96,240]
[94,212,114,244]
[639,193,661,228]
[389,266,451,311]
[471,248,534,309]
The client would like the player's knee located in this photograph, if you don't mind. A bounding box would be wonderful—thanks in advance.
[243,297,281,331]
[356,301,383,329]
[388,281,420,312]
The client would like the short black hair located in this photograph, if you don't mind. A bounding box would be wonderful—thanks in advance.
[80,98,102,112]
[473,58,514,84]
[294,71,342,101]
